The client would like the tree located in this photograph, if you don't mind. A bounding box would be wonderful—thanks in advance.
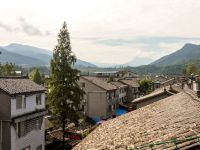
[28,68,42,84]
[139,79,152,95]
[48,22,84,149]
[107,76,114,83]
[0,63,16,76]
[186,63,198,75]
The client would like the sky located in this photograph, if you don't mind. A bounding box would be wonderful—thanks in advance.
[0,0,200,65]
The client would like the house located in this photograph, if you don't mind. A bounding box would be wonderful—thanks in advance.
[152,75,175,90]
[0,78,46,150]
[186,75,200,97]
[120,71,138,78]
[94,71,138,79]
[132,85,180,109]
[74,90,200,150]
[15,71,22,76]
[94,71,119,78]
[119,79,140,102]
[79,76,118,119]
[110,81,128,103]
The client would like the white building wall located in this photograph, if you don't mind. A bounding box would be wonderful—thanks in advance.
[11,118,45,150]
[119,92,126,99]
[193,82,197,91]
[11,93,45,118]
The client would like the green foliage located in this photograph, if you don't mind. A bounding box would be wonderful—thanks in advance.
[185,63,198,75]
[28,68,42,84]
[0,63,16,76]
[139,79,152,95]
[107,76,114,83]
[48,22,84,128]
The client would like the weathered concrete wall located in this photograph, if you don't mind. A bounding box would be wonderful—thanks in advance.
[0,90,11,150]
[87,91,107,118]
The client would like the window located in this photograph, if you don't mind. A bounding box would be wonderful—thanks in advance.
[16,122,25,137]
[16,95,26,109]
[16,96,22,109]
[36,145,42,150]
[22,146,31,150]
[24,96,26,108]
[108,105,112,112]
[16,117,43,138]
[36,94,42,105]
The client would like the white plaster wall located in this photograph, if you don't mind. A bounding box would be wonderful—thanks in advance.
[119,92,126,99]
[11,93,45,118]
[193,82,197,91]
[11,118,45,150]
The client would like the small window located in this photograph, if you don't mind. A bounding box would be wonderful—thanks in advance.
[16,95,26,109]
[36,94,42,105]
[23,96,26,108]
[16,122,25,137]
[36,145,42,150]
[16,96,22,109]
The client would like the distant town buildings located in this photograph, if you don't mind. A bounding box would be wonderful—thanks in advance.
[74,82,200,150]
[1,69,200,150]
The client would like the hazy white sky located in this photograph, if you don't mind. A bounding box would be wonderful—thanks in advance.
[0,0,200,64]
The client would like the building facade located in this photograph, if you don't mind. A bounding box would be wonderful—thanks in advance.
[110,81,128,103]
[119,79,140,102]
[0,78,46,150]
[79,76,118,119]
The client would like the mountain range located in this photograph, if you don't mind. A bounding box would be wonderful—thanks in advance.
[151,43,200,66]
[0,43,96,67]
[0,43,200,73]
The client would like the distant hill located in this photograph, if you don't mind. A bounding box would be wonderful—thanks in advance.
[4,43,52,64]
[0,43,96,67]
[0,47,46,67]
[75,59,97,68]
[151,43,200,66]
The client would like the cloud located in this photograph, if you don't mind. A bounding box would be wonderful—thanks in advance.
[0,22,12,32]
[1,0,200,64]
[45,30,51,36]
[18,17,44,36]
[85,36,200,47]
[0,17,52,37]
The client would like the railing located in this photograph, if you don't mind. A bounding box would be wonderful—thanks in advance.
[127,132,200,150]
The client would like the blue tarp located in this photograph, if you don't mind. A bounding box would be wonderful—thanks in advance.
[91,117,101,123]
[115,108,128,116]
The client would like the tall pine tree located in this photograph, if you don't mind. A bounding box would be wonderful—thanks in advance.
[48,22,84,149]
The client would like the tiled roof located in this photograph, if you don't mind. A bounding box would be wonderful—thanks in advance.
[120,79,139,87]
[0,79,46,95]
[152,76,169,83]
[132,88,167,104]
[74,92,200,150]
[110,81,128,88]
[82,76,117,91]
